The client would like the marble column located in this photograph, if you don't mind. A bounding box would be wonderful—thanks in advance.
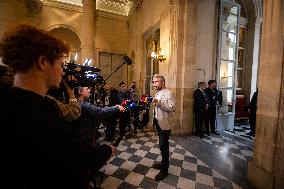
[248,0,284,188]
[167,0,198,136]
[81,0,96,66]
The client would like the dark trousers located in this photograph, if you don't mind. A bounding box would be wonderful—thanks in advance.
[155,119,171,172]
[132,109,140,132]
[249,110,256,132]
[194,110,209,135]
[207,108,216,133]
[119,111,130,136]
[141,109,150,127]
[104,115,118,140]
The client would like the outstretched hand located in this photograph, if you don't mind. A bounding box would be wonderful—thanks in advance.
[116,105,126,112]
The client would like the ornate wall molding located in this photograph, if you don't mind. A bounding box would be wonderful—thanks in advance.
[47,24,81,39]
[96,0,134,16]
[41,0,83,12]
[252,0,263,18]
[24,0,43,16]
[96,9,129,21]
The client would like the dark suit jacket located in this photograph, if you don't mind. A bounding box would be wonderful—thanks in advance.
[193,89,209,114]
[205,87,222,111]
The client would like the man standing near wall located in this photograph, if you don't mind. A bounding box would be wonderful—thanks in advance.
[152,74,176,181]
[193,82,209,138]
[205,80,222,135]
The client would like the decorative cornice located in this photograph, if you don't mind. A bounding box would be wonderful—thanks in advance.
[24,0,43,16]
[96,9,129,21]
[254,16,263,27]
[96,0,134,16]
[41,0,83,12]
[240,17,248,28]
[41,0,135,16]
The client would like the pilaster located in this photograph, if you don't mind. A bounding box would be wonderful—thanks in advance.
[81,0,96,66]
[248,0,284,188]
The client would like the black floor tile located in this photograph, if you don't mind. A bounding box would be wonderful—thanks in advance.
[197,165,213,176]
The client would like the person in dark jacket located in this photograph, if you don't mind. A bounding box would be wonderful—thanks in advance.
[248,88,258,136]
[0,24,115,189]
[118,81,131,136]
[129,81,141,133]
[205,80,222,135]
[101,83,121,141]
[193,82,209,138]
[74,86,125,144]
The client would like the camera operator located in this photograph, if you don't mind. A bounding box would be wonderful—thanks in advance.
[47,80,81,121]
[73,86,125,146]
[0,24,115,189]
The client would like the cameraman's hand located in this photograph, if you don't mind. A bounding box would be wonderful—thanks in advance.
[116,105,126,112]
[108,145,116,156]
[63,80,76,99]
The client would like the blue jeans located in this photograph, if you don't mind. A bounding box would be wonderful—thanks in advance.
[155,119,171,172]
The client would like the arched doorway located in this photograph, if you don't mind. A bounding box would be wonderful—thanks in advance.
[48,26,81,64]
[143,27,160,96]
[215,0,262,136]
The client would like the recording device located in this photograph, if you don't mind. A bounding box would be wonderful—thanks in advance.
[62,60,104,88]
[62,54,132,88]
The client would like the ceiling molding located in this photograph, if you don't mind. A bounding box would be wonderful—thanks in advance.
[41,0,83,12]
[96,9,129,21]
[96,0,134,16]
[41,0,135,17]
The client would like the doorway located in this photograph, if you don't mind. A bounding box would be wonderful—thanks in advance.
[216,0,241,131]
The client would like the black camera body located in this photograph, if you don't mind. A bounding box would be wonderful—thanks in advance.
[62,61,104,88]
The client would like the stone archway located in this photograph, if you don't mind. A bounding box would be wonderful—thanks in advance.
[47,25,82,64]
[235,0,263,103]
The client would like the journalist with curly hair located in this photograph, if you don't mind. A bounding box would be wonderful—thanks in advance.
[0,24,115,189]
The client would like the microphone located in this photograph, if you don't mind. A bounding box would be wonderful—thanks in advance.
[122,55,132,65]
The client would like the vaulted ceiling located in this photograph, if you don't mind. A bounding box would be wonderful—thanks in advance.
[54,0,135,16]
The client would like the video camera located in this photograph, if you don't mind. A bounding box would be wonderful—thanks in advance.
[62,60,104,88]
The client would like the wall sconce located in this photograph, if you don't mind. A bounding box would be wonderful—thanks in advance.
[221,71,227,79]
[151,49,166,63]
[150,40,166,63]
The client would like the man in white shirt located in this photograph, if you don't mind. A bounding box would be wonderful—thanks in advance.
[152,74,176,181]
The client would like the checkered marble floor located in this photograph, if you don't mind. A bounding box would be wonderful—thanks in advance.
[223,120,254,141]
[95,129,243,189]
[201,133,253,162]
